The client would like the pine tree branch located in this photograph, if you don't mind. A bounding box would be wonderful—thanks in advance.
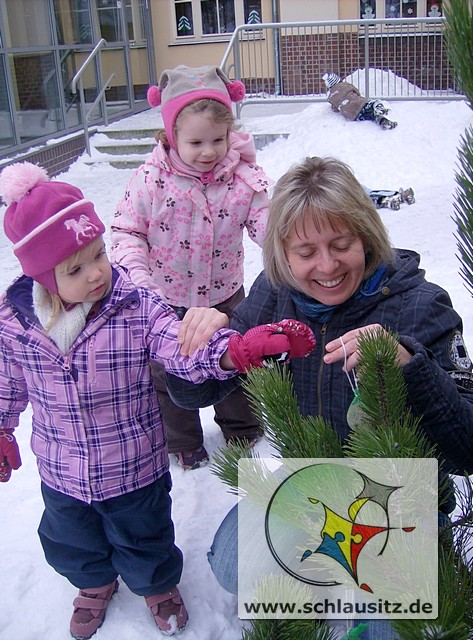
[453,126,473,296]
[241,619,339,640]
[243,366,344,459]
[209,335,473,640]
[343,328,437,460]
[210,441,256,494]
[444,0,473,109]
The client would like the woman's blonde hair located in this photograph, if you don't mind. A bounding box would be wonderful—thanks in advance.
[155,98,236,147]
[263,156,395,290]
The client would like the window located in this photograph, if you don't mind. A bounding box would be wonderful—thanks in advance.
[174,0,261,39]
[385,1,417,18]
[125,0,147,43]
[244,1,261,24]
[54,0,93,45]
[361,0,440,18]
[201,1,235,35]
[4,0,52,47]
[175,1,194,36]
[427,0,442,16]
[361,1,376,18]
[96,0,123,42]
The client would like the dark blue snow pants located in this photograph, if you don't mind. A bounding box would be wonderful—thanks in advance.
[38,472,183,596]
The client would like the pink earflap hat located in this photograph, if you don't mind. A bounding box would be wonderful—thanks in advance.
[147,65,245,149]
[0,162,105,294]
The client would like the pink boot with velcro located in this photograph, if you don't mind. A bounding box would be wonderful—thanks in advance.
[145,586,188,635]
[70,580,119,640]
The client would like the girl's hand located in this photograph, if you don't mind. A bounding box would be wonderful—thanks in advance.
[178,307,229,357]
[324,323,413,372]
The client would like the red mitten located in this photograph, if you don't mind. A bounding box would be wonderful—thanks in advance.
[0,429,22,483]
[227,319,316,373]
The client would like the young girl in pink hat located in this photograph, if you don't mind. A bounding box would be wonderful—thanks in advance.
[111,64,273,470]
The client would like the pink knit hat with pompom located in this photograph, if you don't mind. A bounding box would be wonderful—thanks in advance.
[147,65,245,149]
[0,162,105,293]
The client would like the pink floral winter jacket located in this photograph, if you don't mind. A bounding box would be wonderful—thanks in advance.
[110,131,272,308]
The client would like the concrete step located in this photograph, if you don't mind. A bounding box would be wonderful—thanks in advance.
[88,129,289,168]
[252,133,289,150]
[93,140,156,156]
[97,127,157,140]
[83,153,149,170]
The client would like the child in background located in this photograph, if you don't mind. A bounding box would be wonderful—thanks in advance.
[367,186,415,210]
[322,72,398,129]
[0,162,314,639]
[111,65,273,470]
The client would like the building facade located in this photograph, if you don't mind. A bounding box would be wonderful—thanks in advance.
[0,0,446,171]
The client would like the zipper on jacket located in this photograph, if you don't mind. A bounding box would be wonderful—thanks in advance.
[62,354,79,382]
[317,324,328,413]
[88,335,97,384]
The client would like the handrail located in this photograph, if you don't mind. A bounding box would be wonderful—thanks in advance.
[86,72,117,124]
[71,38,107,95]
[71,38,109,155]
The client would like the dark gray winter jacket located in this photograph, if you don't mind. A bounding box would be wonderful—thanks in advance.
[167,249,473,500]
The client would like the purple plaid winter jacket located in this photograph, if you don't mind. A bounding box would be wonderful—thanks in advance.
[0,266,236,503]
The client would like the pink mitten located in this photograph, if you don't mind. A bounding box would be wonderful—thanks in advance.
[227,319,316,373]
[0,429,22,483]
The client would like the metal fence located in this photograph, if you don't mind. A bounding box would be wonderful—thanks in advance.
[220,17,464,117]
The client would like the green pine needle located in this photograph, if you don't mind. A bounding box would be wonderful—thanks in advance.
[243,365,344,459]
[241,619,338,640]
[444,0,473,110]
[453,126,473,297]
[210,440,255,493]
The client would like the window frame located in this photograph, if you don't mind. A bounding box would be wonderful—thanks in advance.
[125,0,148,46]
[172,0,262,42]
[360,0,442,19]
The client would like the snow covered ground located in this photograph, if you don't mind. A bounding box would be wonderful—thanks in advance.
[0,76,472,639]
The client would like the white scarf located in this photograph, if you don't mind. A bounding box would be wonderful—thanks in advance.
[33,282,93,354]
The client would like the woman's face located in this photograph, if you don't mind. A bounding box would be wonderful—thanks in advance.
[284,213,366,305]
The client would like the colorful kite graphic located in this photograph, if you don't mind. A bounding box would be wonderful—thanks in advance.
[300,471,415,592]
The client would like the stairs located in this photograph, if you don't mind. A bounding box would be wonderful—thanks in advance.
[85,127,158,169]
[86,119,289,169]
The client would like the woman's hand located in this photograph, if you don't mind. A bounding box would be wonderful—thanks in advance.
[324,323,413,372]
[178,307,229,357]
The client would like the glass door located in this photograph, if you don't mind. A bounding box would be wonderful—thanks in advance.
[124,0,154,103]
[95,0,154,116]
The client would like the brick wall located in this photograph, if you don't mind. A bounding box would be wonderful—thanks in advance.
[366,33,451,90]
[278,31,453,95]
[0,134,86,179]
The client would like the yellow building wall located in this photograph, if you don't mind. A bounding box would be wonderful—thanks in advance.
[149,1,362,80]
[279,0,339,21]
[339,0,359,19]
[150,0,274,78]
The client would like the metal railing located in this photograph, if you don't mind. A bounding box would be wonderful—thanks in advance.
[71,38,116,155]
[221,17,464,117]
